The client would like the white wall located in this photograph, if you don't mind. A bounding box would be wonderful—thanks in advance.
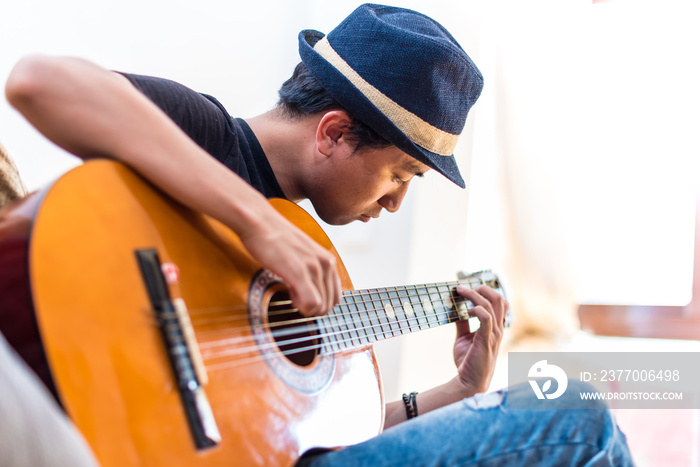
[1,0,480,400]
[2,0,698,401]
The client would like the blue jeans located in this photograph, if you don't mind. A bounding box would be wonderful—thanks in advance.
[298,380,633,466]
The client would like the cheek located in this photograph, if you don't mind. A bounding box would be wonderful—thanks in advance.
[315,166,389,216]
[329,175,369,205]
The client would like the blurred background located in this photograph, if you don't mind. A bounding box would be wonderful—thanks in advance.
[1,0,698,465]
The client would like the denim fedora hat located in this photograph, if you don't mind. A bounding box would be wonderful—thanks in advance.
[298,3,483,188]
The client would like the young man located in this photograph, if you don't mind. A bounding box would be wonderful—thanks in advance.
[5,4,632,465]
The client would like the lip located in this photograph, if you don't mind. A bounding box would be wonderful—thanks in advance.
[360,213,380,223]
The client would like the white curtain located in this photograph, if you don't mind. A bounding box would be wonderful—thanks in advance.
[399,0,699,393]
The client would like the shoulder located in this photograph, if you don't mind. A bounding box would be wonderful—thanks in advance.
[118,73,221,117]
[118,72,238,159]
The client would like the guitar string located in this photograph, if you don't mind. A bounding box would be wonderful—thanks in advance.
[199,285,504,372]
[184,278,487,318]
[145,289,459,352]
[166,280,470,350]
[198,298,473,363]
[200,307,452,357]
[197,289,465,352]
[150,278,491,370]
[156,281,489,360]
[201,295,490,373]
[161,296,459,359]
[201,311,457,372]
[203,336,379,373]
[151,281,473,349]
[191,286,458,332]
[185,289,465,320]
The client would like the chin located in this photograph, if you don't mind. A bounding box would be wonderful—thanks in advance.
[316,211,355,226]
[310,200,358,226]
[323,217,355,226]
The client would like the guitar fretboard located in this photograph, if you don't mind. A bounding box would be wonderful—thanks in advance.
[317,273,502,354]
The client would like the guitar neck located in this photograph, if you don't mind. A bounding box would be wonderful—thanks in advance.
[318,271,504,353]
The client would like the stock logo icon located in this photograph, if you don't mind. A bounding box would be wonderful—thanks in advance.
[528,360,568,400]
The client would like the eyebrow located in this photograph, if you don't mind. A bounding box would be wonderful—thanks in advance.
[403,160,429,177]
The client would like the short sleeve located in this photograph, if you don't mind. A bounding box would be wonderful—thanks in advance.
[118,73,237,163]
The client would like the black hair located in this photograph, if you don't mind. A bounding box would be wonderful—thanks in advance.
[277,62,392,152]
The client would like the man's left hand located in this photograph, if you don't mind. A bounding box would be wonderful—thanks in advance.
[452,285,509,396]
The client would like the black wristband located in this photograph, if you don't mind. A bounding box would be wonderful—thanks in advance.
[402,391,419,419]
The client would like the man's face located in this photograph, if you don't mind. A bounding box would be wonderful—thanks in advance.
[308,145,430,225]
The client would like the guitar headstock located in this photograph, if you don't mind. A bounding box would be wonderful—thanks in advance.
[456,270,513,328]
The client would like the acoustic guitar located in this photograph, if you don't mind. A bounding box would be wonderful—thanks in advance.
[0,160,508,466]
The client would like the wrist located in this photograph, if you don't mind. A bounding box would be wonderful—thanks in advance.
[409,378,477,418]
[223,188,278,240]
[449,375,482,400]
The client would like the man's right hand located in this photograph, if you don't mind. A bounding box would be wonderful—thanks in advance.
[238,207,341,317]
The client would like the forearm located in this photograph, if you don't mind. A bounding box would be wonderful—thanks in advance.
[5,54,271,238]
[384,376,477,429]
[5,55,339,316]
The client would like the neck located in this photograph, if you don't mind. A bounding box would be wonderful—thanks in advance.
[245,110,320,203]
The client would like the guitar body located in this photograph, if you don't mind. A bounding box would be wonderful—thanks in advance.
[0,160,384,466]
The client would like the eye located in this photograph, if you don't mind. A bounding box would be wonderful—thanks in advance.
[393,174,408,185]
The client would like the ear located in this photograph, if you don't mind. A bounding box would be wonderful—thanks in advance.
[316,110,354,158]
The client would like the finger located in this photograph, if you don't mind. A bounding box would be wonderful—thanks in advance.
[307,248,339,317]
[457,285,507,327]
[269,254,319,317]
[455,319,474,336]
[330,268,342,313]
[456,286,496,327]
[473,285,509,326]
[288,276,323,317]
[466,305,494,339]
[456,285,491,309]
[469,304,505,350]
[320,252,340,315]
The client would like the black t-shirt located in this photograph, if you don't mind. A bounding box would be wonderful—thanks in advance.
[119,73,286,199]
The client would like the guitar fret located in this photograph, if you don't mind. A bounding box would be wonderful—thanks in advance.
[437,284,456,325]
[404,287,422,331]
[319,314,332,354]
[407,285,424,329]
[360,291,383,342]
[371,290,393,338]
[353,293,376,344]
[348,298,368,346]
[339,303,354,350]
[317,315,332,355]
[389,289,408,335]
[340,302,358,349]
[424,285,440,326]
[398,286,420,333]
[345,297,362,345]
[327,309,343,353]
[355,295,379,342]
[382,288,402,337]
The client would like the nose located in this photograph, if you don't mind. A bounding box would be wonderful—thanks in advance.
[378,183,410,213]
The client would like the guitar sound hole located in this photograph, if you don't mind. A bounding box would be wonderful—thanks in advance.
[267,291,318,367]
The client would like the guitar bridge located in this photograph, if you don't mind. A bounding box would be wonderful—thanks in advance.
[135,249,221,449]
